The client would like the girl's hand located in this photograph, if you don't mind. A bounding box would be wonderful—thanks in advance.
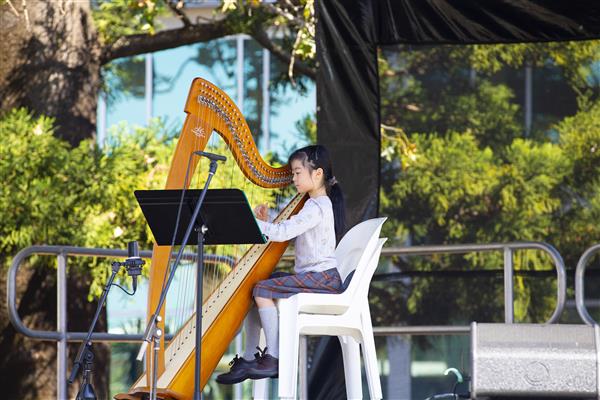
[254,204,269,221]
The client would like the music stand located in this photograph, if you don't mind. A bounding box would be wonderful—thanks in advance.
[135,189,266,245]
[135,188,266,400]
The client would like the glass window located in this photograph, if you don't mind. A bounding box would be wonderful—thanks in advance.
[103,55,148,130]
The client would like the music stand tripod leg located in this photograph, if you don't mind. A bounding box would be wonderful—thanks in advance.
[149,315,163,400]
[193,224,207,400]
[139,158,221,400]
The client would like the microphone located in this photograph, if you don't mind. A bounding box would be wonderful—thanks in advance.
[193,151,227,162]
[124,241,144,293]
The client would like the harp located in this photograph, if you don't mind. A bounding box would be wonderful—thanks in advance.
[116,78,306,399]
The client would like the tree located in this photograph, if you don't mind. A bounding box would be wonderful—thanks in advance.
[0,0,316,144]
[376,41,600,333]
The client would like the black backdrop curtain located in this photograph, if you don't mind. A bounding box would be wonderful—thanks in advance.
[312,1,600,398]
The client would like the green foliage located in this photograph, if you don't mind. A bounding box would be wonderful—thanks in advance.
[291,0,316,62]
[381,132,495,243]
[377,41,600,327]
[380,132,569,246]
[380,53,522,152]
[551,102,600,263]
[220,0,315,60]
[220,0,316,66]
[470,41,600,89]
[93,0,166,43]
[0,109,176,296]
[557,100,600,189]
[498,139,569,238]
[294,113,317,144]
[1,108,97,257]
[379,41,600,152]
[378,130,575,324]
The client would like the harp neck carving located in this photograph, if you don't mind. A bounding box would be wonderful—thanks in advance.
[186,78,292,189]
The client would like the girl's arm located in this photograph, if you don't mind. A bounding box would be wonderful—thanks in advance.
[256,199,323,242]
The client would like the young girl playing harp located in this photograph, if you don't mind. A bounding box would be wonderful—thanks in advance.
[217,144,346,384]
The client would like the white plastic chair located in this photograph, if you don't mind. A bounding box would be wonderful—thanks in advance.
[254,217,387,399]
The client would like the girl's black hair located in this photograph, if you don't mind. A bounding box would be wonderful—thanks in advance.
[288,145,346,241]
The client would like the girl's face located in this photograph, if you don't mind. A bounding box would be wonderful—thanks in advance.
[291,159,324,194]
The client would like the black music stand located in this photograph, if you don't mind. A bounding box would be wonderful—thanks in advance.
[135,189,266,246]
[135,188,266,400]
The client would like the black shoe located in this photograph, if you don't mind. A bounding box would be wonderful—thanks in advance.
[216,352,260,385]
[247,347,279,380]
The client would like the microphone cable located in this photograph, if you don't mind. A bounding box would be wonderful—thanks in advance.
[160,151,196,294]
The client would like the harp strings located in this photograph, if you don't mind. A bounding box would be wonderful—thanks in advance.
[164,90,213,342]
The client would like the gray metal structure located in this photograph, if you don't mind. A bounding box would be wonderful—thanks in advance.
[576,244,600,326]
[471,322,600,398]
[6,241,592,399]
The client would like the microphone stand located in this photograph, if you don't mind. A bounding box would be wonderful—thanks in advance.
[137,152,225,400]
[68,247,143,399]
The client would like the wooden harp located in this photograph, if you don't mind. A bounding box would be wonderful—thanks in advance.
[115,78,306,399]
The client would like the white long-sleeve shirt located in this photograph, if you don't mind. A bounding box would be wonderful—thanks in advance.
[256,195,337,274]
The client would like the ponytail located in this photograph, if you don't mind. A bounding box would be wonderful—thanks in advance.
[327,179,346,242]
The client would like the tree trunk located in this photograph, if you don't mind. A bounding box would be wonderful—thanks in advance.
[0,1,102,145]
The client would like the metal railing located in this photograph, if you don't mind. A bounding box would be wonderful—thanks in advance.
[575,243,600,325]
[7,245,232,400]
[377,242,567,326]
[8,241,567,399]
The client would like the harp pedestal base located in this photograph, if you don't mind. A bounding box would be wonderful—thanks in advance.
[114,387,185,400]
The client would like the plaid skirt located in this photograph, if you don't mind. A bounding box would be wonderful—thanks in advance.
[253,268,343,299]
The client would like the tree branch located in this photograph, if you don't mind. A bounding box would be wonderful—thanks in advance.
[6,0,20,17]
[101,13,316,81]
[100,20,234,64]
[262,3,304,27]
[250,26,316,80]
[165,0,192,28]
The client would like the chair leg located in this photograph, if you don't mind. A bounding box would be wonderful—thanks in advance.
[339,335,362,399]
[298,336,309,399]
[360,308,382,399]
[252,378,269,400]
[278,298,300,399]
[253,330,269,399]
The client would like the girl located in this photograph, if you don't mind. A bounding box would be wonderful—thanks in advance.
[216,144,346,384]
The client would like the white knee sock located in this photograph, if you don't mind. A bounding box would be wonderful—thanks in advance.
[258,306,279,358]
[243,306,261,360]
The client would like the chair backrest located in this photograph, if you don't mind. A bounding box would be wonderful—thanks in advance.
[351,238,386,301]
[335,217,387,283]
